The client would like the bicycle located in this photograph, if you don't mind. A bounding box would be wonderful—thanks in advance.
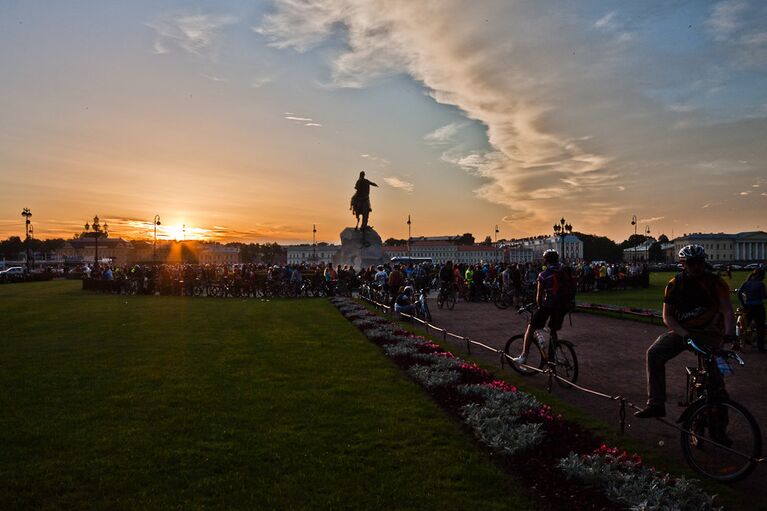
[437,282,457,310]
[735,306,758,348]
[676,338,762,482]
[490,279,513,310]
[414,287,432,323]
[503,303,578,387]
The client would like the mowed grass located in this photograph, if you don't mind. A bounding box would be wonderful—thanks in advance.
[577,270,750,311]
[0,281,530,510]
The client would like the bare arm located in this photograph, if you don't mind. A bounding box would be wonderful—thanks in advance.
[535,281,544,307]
[662,303,688,338]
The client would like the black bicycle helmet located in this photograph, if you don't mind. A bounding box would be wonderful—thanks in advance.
[543,249,559,264]
[678,244,706,262]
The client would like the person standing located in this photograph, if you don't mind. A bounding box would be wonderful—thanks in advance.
[738,268,766,352]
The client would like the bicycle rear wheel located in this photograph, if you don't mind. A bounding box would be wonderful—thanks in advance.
[552,340,578,387]
[446,292,456,310]
[504,334,544,376]
[680,398,762,483]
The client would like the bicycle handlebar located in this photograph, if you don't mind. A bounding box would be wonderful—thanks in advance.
[686,338,746,366]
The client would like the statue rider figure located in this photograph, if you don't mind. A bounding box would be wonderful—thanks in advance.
[350,171,378,231]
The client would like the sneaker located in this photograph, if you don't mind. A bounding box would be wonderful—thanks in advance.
[634,405,666,418]
[512,355,527,365]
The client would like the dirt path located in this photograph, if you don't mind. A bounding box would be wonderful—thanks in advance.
[424,299,767,502]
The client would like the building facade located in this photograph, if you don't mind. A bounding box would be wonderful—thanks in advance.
[673,232,767,263]
[285,244,340,265]
[382,241,503,265]
[59,237,134,264]
[502,235,583,263]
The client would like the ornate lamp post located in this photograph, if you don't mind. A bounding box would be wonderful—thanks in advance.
[552,217,573,263]
[84,215,108,267]
[153,215,161,264]
[312,224,317,263]
[495,224,500,262]
[407,214,412,258]
[21,208,32,273]
[630,214,638,263]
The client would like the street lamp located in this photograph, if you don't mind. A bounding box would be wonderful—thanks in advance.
[552,217,573,263]
[84,215,108,267]
[153,215,161,264]
[407,214,412,257]
[312,224,317,263]
[630,214,638,263]
[495,225,500,262]
[21,208,32,273]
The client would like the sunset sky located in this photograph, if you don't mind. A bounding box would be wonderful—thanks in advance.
[1,1,766,244]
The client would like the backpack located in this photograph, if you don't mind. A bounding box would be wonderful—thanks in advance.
[549,265,577,312]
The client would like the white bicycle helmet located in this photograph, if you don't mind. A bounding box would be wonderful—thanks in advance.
[678,244,706,261]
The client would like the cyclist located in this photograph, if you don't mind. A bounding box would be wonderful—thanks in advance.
[737,268,766,352]
[512,249,571,365]
[635,244,737,418]
[439,261,454,293]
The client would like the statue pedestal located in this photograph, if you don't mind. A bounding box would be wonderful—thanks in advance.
[333,227,384,270]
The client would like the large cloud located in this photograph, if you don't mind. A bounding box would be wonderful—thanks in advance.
[258,0,767,233]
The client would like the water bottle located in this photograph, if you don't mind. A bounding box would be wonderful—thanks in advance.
[716,356,733,375]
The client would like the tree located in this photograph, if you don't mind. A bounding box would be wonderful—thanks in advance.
[572,232,622,263]
[658,234,669,243]
[384,238,407,246]
[481,235,493,246]
[648,241,664,263]
[618,234,650,250]
[455,233,475,245]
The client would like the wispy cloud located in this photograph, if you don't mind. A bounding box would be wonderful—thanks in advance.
[259,0,767,233]
[638,216,665,224]
[424,122,465,145]
[707,1,747,41]
[284,114,323,127]
[361,154,390,166]
[383,176,414,192]
[147,13,237,56]
[250,76,274,88]
[594,11,617,30]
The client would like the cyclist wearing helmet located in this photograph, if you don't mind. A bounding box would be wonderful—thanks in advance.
[513,249,569,364]
[635,244,736,418]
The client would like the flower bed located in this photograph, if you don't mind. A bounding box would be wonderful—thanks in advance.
[330,297,723,510]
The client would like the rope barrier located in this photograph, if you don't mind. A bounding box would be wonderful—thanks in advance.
[356,293,766,465]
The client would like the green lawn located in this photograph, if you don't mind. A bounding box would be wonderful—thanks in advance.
[577,270,750,311]
[0,281,531,510]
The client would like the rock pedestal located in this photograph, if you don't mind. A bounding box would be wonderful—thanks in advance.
[333,227,384,270]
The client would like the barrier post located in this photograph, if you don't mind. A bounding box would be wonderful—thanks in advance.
[619,398,626,435]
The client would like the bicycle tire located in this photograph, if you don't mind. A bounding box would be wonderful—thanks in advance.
[552,340,578,387]
[423,301,432,323]
[492,288,511,309]
[437,292,445,309]
[680,398,761,483]
[504,334,544,376]
[446,292,456,310]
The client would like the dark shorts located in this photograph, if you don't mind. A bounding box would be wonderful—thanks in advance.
[531,306,565,332]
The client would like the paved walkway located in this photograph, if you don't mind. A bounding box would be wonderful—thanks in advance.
[424,300,767,501]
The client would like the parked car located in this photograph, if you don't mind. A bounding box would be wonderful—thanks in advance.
[0,266,25,276]
[744,263,764,270]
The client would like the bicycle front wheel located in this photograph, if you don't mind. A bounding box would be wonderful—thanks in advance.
[680,398,762,483]
[552,340,578,387]
[504,334,544,376]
